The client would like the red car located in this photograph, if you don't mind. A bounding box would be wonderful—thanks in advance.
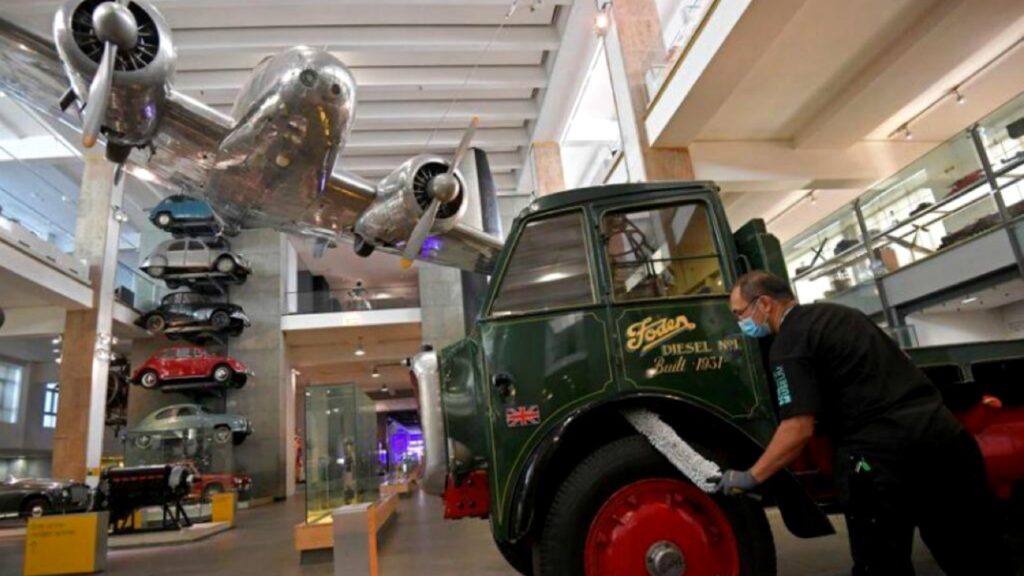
[177,462,252,502]
[132,345,251,390]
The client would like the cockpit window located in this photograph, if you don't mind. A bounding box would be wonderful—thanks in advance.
[603,202,724,301]
[489,211,595,316]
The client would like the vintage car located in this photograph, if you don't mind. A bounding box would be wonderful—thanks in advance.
[131,404,253,446]
[176,462,252,501]
[149,194,229,236]
[140,237,251,285]
[0,477,90,519]
[131,346,251,390]
[136,292,250,337]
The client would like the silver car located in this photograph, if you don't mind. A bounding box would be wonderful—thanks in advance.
[140,238,251,282]
[131,403,253,447]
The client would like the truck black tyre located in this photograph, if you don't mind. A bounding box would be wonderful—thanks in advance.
[495,537,534,576]
[536,435,776,576]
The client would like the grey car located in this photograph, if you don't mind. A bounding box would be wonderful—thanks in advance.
[131,404,253,447]
[0,477,90,519]
[140,238,251,284]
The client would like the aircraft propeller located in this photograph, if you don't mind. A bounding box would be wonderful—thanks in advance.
[400,116,479,268]
[81,0,138,149]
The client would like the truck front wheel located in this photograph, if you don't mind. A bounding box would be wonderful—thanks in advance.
[535,435,775,576]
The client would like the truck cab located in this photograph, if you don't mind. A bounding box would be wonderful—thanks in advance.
[413,181,1024,576]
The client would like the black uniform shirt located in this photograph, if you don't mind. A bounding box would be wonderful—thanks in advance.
[769,303,960,453]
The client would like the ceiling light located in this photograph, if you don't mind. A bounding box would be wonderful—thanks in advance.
[962,296,978,304]
[954,88,965,105]
[355,339,366,357]
[55,357,62,365]
[380,383,389,394]
[594,7,610,35]
[52,335,62,345]
[902,125,913,140]
[372,366,380,379]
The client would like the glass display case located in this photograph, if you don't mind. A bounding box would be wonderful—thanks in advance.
[782,204,882,314]
[122,426,248,502]
[783,90,1024,322]
[304,384,379,523]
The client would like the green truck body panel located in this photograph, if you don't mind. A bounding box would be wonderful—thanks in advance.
[440,182,799,541]
[437,180,1023,544]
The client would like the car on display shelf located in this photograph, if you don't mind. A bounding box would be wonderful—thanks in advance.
[136,292,250,337]
[132,346,252,390]
[410,181,1024,576]
[0,476,91,519]
[140,238,251,286]
[149,194,232,237]
[131,404,253,447]
[176,462,252,502]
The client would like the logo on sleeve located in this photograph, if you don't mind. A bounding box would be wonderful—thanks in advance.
[773,366,792,406]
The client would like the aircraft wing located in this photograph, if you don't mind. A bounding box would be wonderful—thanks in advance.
[0,16,503,274]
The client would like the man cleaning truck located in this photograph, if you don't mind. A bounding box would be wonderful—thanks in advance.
[720,270,1012,575]
[411,181,1024,576]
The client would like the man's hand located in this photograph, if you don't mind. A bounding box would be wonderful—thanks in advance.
[711,469,759,495]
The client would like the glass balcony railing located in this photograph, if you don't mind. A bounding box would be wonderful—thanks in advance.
[0,184,75,255]
[645,0,716,105]
[284,286,420,315]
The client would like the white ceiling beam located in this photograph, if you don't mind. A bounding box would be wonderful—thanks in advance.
[793,0,1024,148]
[177,50,544,73]
[209,100,535,128]
[689,139,939,193]
[173,26,559,53]
[341,128,528,155]
[176,66,548,93]
[340,151,522,176]
[2,0,573,9]
[199,87,536,107]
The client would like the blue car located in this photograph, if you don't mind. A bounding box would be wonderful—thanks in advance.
[149,194,229,236]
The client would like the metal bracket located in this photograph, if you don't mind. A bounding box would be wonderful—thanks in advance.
[621,408,721,493]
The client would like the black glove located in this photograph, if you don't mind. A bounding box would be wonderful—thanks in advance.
[710,469,759,496]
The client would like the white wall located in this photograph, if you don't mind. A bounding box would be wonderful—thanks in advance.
[1002,300,1024,338]
[907,309,1010,347]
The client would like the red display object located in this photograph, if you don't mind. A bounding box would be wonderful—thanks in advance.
[443,470,490,519]
[131,345,250,389]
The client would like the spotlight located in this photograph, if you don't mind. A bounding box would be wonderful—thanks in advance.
[52,335,62,345]
[594,7,610,35]
[55,357,62,365]
[355,339,366,357]
[902,126,913,140]
[112,206,129,223]
[954,88,965,105]
[810,191,817,206]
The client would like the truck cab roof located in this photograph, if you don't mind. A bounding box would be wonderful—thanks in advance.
[520,181,720,218]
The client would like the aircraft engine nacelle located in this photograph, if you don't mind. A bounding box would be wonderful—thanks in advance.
[54,0,176,162]
[353,155,468,257]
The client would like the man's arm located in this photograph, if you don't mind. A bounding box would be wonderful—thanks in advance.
[750,415,816,483]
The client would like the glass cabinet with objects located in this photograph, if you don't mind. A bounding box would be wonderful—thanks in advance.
[304,384,379,523]
[782,90,1024,320]
[782,204,882,314]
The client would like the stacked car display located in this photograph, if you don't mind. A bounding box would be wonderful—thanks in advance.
[127,195,255,504]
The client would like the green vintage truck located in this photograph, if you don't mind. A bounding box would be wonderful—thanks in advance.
[411,181,1024,576]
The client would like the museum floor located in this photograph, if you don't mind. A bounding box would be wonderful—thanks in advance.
[0,490,944,576]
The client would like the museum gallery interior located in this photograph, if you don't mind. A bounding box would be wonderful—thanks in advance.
[1,0,1024,575]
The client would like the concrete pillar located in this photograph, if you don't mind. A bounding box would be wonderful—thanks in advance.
[228,228,290,500]
[53,153,124,483]
[604,0,694,181]
[530,141,566,195]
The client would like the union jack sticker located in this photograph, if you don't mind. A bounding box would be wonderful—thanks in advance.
[505,405,541,428]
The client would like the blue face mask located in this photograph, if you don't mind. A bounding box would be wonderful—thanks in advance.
[738,316,771,338]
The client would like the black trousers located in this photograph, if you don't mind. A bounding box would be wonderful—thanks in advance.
[837,431,1014,576]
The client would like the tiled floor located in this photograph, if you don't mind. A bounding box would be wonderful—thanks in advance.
[0,490,948,576]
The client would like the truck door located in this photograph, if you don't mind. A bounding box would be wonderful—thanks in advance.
[477,208,614,526]
[594,199,771,426]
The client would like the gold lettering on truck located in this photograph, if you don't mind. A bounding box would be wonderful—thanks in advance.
[625,315,698,354]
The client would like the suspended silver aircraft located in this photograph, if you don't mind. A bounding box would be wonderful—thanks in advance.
[0,0,504,273]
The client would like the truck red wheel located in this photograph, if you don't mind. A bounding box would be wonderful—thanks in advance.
[584,479,739,576]
[535,436,774,576]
